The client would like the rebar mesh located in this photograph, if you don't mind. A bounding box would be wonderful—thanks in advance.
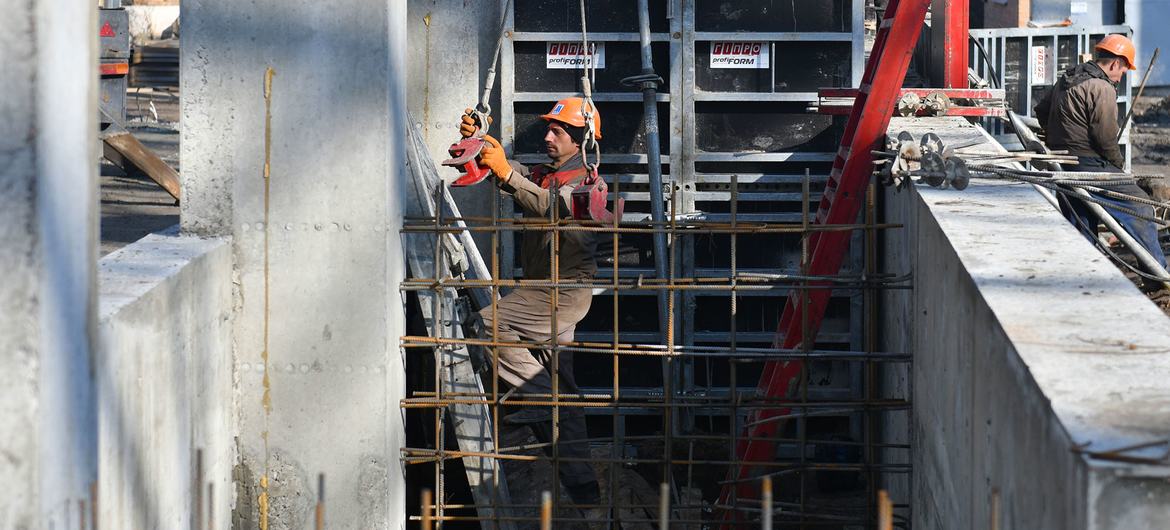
[400,173,911,529]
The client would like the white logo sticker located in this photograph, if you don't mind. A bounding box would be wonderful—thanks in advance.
[710,41,769,69]
[546,42,606,69]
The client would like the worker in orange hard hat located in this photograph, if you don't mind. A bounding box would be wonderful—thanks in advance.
[455,97,602,506]
[1034,33,1166,275]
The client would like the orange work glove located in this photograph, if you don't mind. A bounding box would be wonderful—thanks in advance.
[459,108,494,138]
[479,135,513,183]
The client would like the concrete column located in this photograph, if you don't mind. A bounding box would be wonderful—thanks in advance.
[181,0,409,527]
[0,1,99,528]
[406,0,503,257]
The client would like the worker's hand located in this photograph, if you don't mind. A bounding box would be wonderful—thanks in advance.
[459,108,493,138]
[480,135,512,183]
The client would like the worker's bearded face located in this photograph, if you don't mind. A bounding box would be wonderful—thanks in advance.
[544,122,580,163]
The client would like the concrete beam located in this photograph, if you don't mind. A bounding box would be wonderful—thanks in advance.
[181,0,409,526]
[881,117,1170,529]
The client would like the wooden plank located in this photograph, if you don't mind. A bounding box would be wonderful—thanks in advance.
[102,131,181,201]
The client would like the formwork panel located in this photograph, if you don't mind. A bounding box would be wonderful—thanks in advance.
[694,0,851,32]
[513,0,671,33]
[695,41,853,93]
[694,102,844,153]
[512,41,672,93]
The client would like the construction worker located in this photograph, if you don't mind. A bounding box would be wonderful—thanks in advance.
[459,97,601,505]
[1034,33,1167,272]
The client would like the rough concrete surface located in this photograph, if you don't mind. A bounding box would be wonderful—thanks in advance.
[182,0,410,527]
[98,231,233,529]
[884,118,1170,530]
[0,4,42,528]
[34,3,102,527]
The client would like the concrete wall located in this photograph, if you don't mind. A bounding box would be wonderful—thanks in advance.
[181,0,410,527]
[97,232,233,530]
[0,2,99,528]
[881,117,1170,529]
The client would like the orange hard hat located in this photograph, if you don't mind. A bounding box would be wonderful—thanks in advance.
[540,97,602,139]
[1095,34,1137,70]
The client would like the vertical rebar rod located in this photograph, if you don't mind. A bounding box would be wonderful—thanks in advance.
[658,483,671,530]
[540,491,553,530]
[662,185,678,486]
[728,173,739,520]
[878,490,893,530]
[432,184,446,528]
[491,174,503,530]
[422,489,434,530]
[315,473,325,530]
[761,476,773,530]
[635,0,671,342]
[799,168,812,525]
[611,159,622,530]
[549,182,561,515]
[865,179,879,526]
[193,449,203,530]
[207,483,214,530]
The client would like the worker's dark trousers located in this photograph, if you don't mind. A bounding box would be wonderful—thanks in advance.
[479,287,598,493]
[1059,156,1167,271]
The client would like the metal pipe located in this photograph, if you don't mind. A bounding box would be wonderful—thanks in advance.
[658,483,670,530]
[761,477,773,530]
[1008,111,1170,288]
[634,0,671,342]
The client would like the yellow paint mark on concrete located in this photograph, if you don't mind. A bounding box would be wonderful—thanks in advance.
[259,475,270,530]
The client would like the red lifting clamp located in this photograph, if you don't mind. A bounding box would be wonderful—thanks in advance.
[442,137,492,187]
[570,167,624,224]
[442,110,494,187]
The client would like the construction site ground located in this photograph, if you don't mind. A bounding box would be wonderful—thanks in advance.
[100,88,179,256]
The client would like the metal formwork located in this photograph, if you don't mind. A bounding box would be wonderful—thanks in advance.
[499,0,868,434]
[399,1,912,527]
[968,25,1134,169]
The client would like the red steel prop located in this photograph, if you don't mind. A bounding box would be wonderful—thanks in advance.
[718,0,933,524]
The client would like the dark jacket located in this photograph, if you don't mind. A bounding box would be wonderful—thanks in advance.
[1034,61,1125,169]
[496,153,598,281]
